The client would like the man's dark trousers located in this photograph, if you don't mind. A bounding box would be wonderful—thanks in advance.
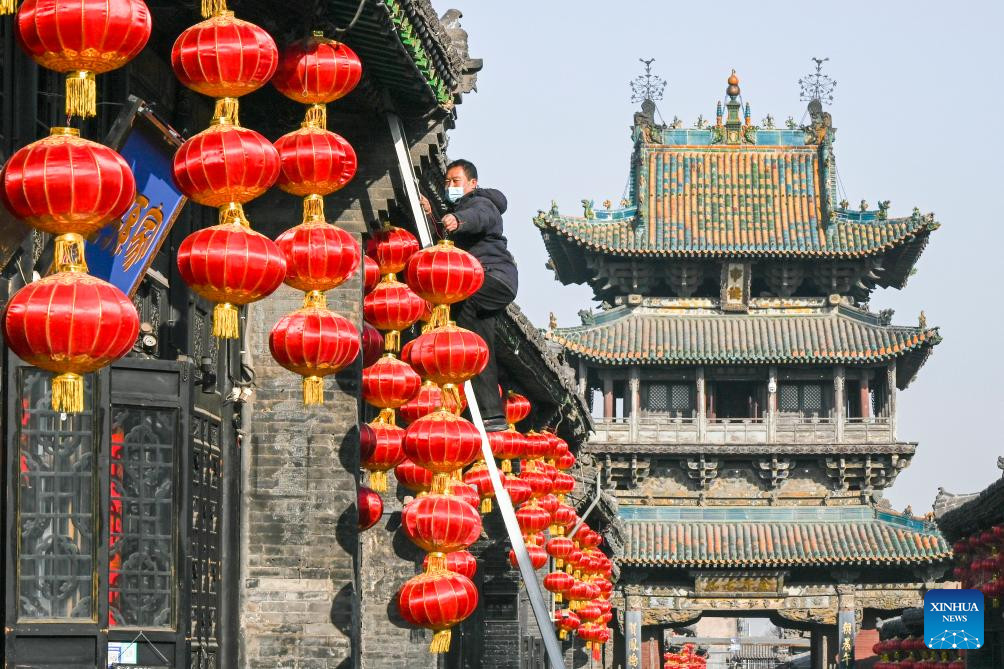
[452,273,515,425]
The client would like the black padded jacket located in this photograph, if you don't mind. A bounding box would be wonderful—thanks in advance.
[447,187,518,293]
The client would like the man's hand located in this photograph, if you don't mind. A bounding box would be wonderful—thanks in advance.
[419,193,433,216]
[441,213,460,232]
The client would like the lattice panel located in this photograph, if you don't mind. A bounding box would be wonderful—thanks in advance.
[670,384,692,411]
[779,384,800,412]
[802,384,822,412]
[647,384,668,411]
[189,410,222,656]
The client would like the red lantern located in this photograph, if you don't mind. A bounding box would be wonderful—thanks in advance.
[362,276,426,352]
[505,391,531,426]
[398,570,477,654]
[578,601,602,623]
[516,502,551,536]
[1,127,135,236]
[366,224,420,276]
[357,486,383,531]
[520,469,552,499]
[503,475,532,507]
[487,429,527,473]
[404,239,484,327]
[269,298,359,405]
[361,323,384,368]
[556,451,577,471]
[450,481,481,511]
[360,419,405,493]
[394,458,433,494]
[274,126,356,196]
[363,256,380,293]
[401,493,482,558]
[595,579,613,599]
[4,262,139,412]
[555,608,580,639]
[544,571,574,603]
[176,221,286,338]
[276,218,360,293]
[546,536,575,568]
[423,550,477,580]
[406,324,489,394]
[552,471,576,499]
[463,461,496,513]
[273,33,361,126]
[361,354,421,417]
[171,11,277,99]
[172,122,279,208]
[537,493,559,518]
[403,409,482,484]
[524,431,552,461]
[509,540,548,570]
[554,503,577,529]
[16,0,152,117]
[399,380,462,424]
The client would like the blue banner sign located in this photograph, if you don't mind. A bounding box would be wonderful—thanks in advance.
[86,103,186,297]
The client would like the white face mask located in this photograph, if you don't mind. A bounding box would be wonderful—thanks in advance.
[446,186,465,203]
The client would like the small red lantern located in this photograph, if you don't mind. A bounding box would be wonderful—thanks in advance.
[463,461,496,513]
[509,540,548,570]
[16,0,152,117]
[552,471,576,499]
[544,571,574,603]
[450,481,481,511]
[401,493,482,560]
[394,458,433,494]
[524,431,552,461]
[366,225,420,276]
[520,469,553,498]
[403,409,482,487]
[361,354,422,420]
[578,602,602,623]
[404,239,484,327]
[362,276,426,352]
[177,220,286,338]
[556,451,577,471]
[503,475,532,507]
[398,570,477,654]
[423,550,477,580]
[1,127,136,236]
[487,429,527,473]
[554,503,577,529]
[274,126,357,196]
[547,536,575,568]
[173,122,280,209]
[273,33,361,126]
[399,381,457,424]
[505,391,531,427]
[361,323,384,367]
[516,502,551,536]
[171,11,278,99]
[360,419,405,493]
[357,486,383,531]
[363,256,380,293]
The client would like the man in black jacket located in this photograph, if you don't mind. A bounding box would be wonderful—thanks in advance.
[420,159,517,432]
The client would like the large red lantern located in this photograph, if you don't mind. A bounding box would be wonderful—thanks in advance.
[276,218,360,293]
[172,121,280,209]
[423,550,477,580]
[363,276,426,352]
[359,419,405,493]
[176,221,287,338]
[544,571,574,603]
[404,239,484,327]
[275,126,356,197]
[403,409,482,488]
[516,502,551,536]
[398,571,478,654]
[16,0,152,117]
[394,458,433,494]
[361,354,421,421]
[401,493,482,561]
[546,536,575,568]
[269,296,360,404]
[366,225,420,277]
[406,324,489,396]
[357,486,383,531]
[3,249,139,412]
[273,33,361,127]
[505,391,532,427]
[171,10,278,98]
[487,429,527,473]
[0,127,135,236]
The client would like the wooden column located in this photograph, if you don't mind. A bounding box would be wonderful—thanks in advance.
[834,365,845,442]
[696,366,707,441]
[859,370,871,419]
[629,366,641,441]
[767,365,778,443]
[603,373,614,419]
[577,359,587,398]
[887,361,897,439]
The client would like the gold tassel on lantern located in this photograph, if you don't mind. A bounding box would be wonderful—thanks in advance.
[559,629,568,640]
[383,330,401,353]
[0,0,19,16]
[52,372,84,413]
[425,551,447,573]
[501,459,512,474]
[429,629,452,654]
[304,103,327,129]
[201,0,227,19]
[65,71,96,119]
[368,470,388,493]
[303,194,325,222]
[213,302,240,338]
[212,97,240,125]
[303,376,324,405]
[218,202,249,226]
[480,497,492,514]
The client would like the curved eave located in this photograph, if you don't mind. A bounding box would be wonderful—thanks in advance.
[616,553,953,569]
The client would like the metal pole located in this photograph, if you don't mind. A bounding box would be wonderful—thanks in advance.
[568,472,603,538]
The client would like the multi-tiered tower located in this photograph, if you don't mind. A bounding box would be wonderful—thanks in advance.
[535,70,950,668]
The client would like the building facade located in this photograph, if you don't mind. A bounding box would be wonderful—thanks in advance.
[535,71,951,669]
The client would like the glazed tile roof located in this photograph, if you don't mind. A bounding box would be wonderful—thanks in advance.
[545,306,939,388]
[618,506,950,567]
[535,145,938,259]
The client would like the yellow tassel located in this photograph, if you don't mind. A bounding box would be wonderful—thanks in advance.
[303,194,325,222]
[441,384,462,415]
[480,497,492,513]
[201,0,227,18]
[303,376,324,405]
[555,592,563,604]
[559,629,567,640]
[368,470,387,493]
[556,558,564,570]
[429,629,452,654]
[0,0,19,15]
[384,330,400,353]
[213,303,240,339]
[212,97,240,125]
[218,202,249,227]
[377,408,396,426]
[303,103,327,129]
[428,304,451,329]
[425,552,446,573]
[51,373,84,413]
[431,473,451,495]
[53,233,87,273]
[501,459,512,474]
[304,290,327,309]
[65,71,96,119]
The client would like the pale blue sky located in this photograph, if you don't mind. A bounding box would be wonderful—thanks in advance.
[443,0,1004,512]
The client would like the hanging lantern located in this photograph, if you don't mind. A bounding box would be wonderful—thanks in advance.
[505,391,531,427]
[404,239,484,328]
[269,294,360,404]
[577,601,602,624]
[272,33,362,127]
[0,127,136,236]
[361,354,421,422]
[398,570,477,654]
[556,451,577,471]
[406,324,488,408]
[357,486,383,531]
[171,10,278,99]
[176,220,287,338]
[520,469,552,499]
[450,481,481,511]
[516,502,551,536]
[523,431,552,464]
[276,218,360,293]
[172,121,280,209]
[463,461,496,513]
[552,471,576,500]
[363,276,426,352]
[366,225,420,277]
[423,550,477,580]
[487,428,527,473]
[3,238,139,412]
[544,570,574,603]
[509,537,548,570]
[360,419,405,493]
[555,609,580,640]
[394,457,433,494]
[546,536,575,569]
[403,409,482,491]
[361,323,384,368]
[503,474,532,507]
[399,381,455,425]
[554,503,577,530]
[363,256,381,293]
[275,126,357,197]
[16,0,152,117]
[401,493,482,563]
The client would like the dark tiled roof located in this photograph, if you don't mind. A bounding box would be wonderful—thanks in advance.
[544,306,939,388]
[618,507,950,567]
[936,474,1004,542]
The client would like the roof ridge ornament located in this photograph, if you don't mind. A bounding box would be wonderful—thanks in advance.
[712,70,756,144]
[630,57,666,105]
[799,57,837,106]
